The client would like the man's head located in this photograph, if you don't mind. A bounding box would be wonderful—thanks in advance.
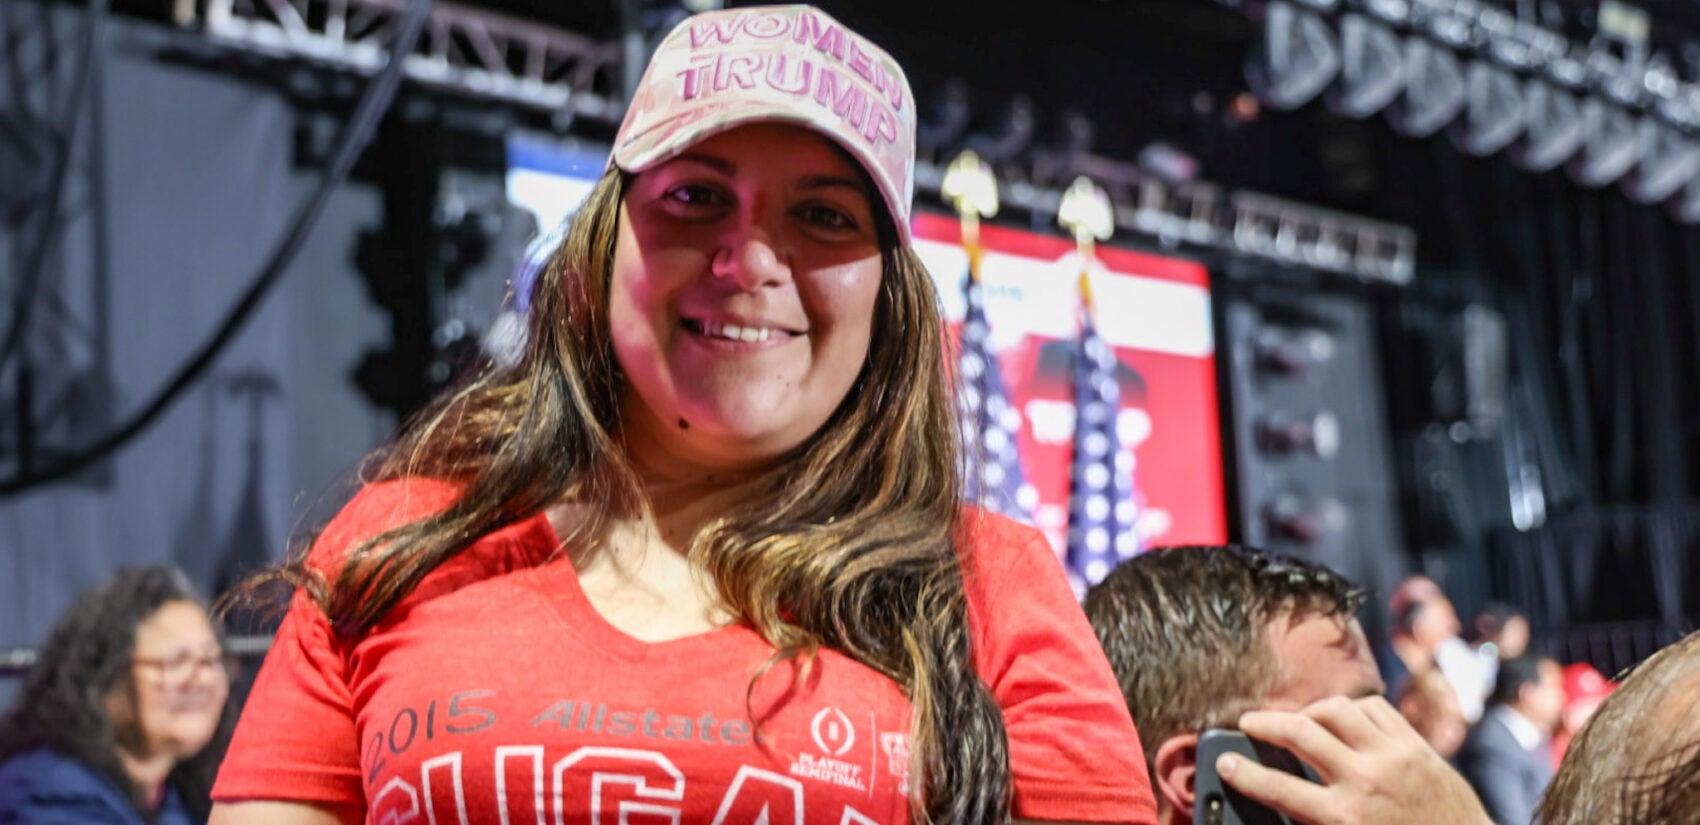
[1389,575,1461,653]
[1470,602,1531,659]
[1083,545,1384,823]
[1490,654,1565,734]
[1397,667,1467,759]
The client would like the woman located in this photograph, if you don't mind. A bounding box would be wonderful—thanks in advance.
[210,6,1154,823]
[0,566,233,825]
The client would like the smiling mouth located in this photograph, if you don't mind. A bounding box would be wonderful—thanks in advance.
[682,319,799,343]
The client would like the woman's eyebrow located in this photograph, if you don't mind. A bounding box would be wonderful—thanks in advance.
[664,152,735,174]
[796,174,870,196]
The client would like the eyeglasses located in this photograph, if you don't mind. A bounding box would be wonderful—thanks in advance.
[132,652,236,683]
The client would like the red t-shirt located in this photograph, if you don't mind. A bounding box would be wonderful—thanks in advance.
[213,480,1155,823]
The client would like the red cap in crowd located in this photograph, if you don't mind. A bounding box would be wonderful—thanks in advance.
[1561,662,1615,705]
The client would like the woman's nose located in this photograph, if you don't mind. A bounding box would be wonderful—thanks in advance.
[711,224,791,290]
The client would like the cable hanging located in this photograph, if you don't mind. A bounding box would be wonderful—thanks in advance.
[0,0,435,496]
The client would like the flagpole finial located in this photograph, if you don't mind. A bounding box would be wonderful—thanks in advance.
[943,150,999,281]
[1058,175,1114,247]
[943,150,1000,219]
[1058,175,1114,310]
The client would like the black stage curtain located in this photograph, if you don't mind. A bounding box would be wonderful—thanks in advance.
[1393,136,1700,676]
[1372,133,1700,511]
[1250,113,1700,656]
[1492,504,1699,676]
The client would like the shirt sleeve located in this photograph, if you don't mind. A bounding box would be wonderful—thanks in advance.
[958,510,1158,825]
[210,479,460,806]
[210,591,364,805]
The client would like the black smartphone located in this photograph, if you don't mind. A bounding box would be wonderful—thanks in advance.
[1193,729,1321,825]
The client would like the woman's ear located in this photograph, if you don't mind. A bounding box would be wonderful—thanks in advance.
[1152,732,1201,815]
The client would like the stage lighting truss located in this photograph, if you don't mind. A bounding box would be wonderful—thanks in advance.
[1225,190,1416,284]
[184,0,622,121]
[1239,0,1700,220]
[1327,13,1403,119]
[175,0,1423,287]
[913,151,1417,285]
[1129,179,1420,285]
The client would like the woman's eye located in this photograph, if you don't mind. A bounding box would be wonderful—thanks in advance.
[663,184,726,208]
[797,204,858,231]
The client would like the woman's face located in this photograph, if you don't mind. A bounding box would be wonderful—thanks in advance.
[609,123,885,471]
[118,600,229,762]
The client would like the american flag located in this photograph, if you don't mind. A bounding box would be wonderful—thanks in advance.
[957,269,1037,522]
[1066,300,1143,596]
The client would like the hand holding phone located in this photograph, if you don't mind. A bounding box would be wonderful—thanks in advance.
[1194,729,1320,825]
[1207,696,1494,825]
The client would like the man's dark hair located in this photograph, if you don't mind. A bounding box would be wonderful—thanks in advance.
[1468,602,1524,645]
[1392,598,1428,636]
[1083,545,1366,764]
[1489,654,1548,706]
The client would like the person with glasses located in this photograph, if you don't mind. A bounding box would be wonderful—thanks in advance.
[0,565,233,825]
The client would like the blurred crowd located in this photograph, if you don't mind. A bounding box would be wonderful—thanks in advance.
[1375,576,1623,824]
[1083,548,1697,825]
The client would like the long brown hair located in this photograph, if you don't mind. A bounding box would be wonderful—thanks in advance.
[1537,631,1700,825]
[282,168,1011,822]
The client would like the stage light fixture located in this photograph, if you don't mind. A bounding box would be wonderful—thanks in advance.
[1589,50,1646,108]
[1252,327,1336,377]
[1622,123,1700,204]
[965,94,1036,165]
[1326,14,1404,118]
[1386,37,1466,138]
[1361,0,1410,25]
[1410,0,1473,48]
[1257,410,1343,459]
[1655,85,1700,131]
[1139,141,1200,183]
[1641,58,1681,102]
[1542,44,1590,90]
[1668,169,1700,224]
[1520,26,1570,72]
[1450,61,1525,157]
[1479,8,1531,69]
[918,78,973,160]
[1263,492,1348,546]
[1568,98,1650,187]
[1246,1,1341,111]
[1511,80,1587,172]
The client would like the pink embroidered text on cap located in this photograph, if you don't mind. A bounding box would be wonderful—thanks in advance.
[611,5,919,244]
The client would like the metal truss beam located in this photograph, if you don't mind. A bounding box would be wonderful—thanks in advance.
[176,0,1414,283]
[917,152,1417,285]
[187,0,622,121]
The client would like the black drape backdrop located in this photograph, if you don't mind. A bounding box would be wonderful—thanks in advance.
[1493,504,1700,675]
[1371,132,1700,511]
[1349,117,1700,661]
